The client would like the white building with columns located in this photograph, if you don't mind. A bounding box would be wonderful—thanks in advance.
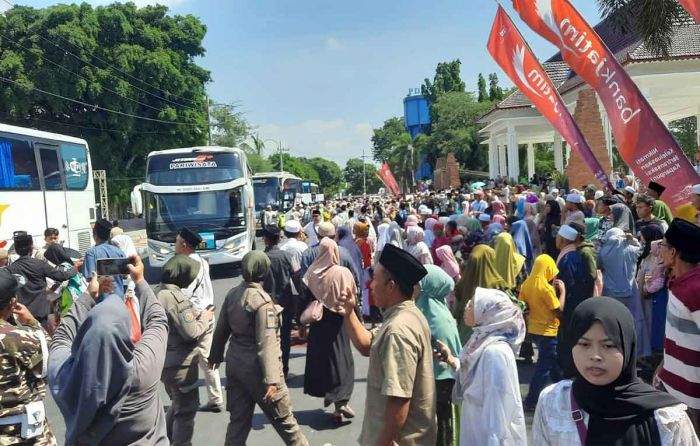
[479,13,700,183]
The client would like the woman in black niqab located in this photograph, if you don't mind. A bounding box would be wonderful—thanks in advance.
[568,297,680,445]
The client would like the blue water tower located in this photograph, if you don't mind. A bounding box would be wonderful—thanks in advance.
[403,93,430,139]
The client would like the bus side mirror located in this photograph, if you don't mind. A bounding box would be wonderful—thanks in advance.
[130,185,143,217]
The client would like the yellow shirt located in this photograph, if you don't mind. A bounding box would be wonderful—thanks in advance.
[360,300,437,446]
[520,286,560,337]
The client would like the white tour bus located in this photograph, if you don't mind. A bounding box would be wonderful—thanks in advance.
[132,146,256,267]
[0,123,96,254]
[252,171,302,221]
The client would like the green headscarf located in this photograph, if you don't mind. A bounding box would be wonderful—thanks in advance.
[162,255,200,289]
[584,217,600,241]
[417,265,462,381]
[653,200,674,226]
[465,218,482,233]
[454,244,507,343]
[242,251,270,283]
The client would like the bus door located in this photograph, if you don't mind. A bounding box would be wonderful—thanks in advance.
[35,143,70,245]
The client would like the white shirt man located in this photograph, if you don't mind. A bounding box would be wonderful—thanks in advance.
[280,220,309,266]
[304,210,322,246]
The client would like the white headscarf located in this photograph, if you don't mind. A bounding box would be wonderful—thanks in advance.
[458,287,525,387]
[111,234,137,258]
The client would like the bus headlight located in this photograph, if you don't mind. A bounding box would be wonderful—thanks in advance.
[159,247,171,254]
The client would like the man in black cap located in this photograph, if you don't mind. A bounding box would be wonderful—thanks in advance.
[174,227,223,413]
[656,218,700,431]
[339,244,436,446]
[6,232,81,330]
[262,225,299,378]
[646,181,674,226]
[82,218,126,297]
[646,181,666,200]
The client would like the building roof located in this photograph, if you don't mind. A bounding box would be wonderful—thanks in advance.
[482,11,700,119]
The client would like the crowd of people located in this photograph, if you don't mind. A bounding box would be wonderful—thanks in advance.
[0,177,700,445]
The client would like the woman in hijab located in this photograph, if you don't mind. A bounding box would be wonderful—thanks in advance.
[510,220,534,273]
[636,225,668,359]
[431,223,451,265]
[437,287,527,446]
[519,254,564,411]
[49,256,169,445]
[494,232,526,291]
[337,226,363,279]
[491,196,506,216]
[384,221,405,250]
[375,218,391,255]
[454,245,508,343]
[435,245,461,311]
[417,266,462,446]
[485,222,505,244]
[424,217,438,248]
[301,238,357,422]
[44,244,86,319]
[543,199,562,259]
[405,226,433,265]
[611,202,635,233]
[598,228,650,358]
[156,255,211,445]
[459,230,487,260]
[532,297,698,445]
[584,216,600,242]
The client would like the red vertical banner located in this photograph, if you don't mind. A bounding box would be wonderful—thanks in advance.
[512,0,700,209]
[487,6,613,191]
[378,162,401,195]
[679,0,700,23]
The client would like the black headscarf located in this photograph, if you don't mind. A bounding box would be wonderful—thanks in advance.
[545,199,561,228]
[568,297,679,445]
[638,224,665,265]
[44,244,73,266]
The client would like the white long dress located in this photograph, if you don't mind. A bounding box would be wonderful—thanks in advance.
[532,380,700,445]
[453,341,527,446]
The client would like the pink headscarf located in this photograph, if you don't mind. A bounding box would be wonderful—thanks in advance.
[435,245,461,280]
[492,214,506,226]
[406,215,419,227]
[491,197,506,215]
[303,238,357,312]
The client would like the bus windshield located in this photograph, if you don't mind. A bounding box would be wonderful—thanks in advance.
[252,177,280,212]
[146,152,243,186]
[144,187,246,243]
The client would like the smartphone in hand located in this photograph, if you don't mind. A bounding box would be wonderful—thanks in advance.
[96,258,132,276]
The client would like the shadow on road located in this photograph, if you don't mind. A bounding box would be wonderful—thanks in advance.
[252,409,352,432]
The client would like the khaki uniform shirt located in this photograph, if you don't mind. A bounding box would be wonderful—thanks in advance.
[359,300,437,446]
[156,284,209,369]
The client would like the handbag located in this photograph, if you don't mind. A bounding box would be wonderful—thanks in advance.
[300,299,323,325]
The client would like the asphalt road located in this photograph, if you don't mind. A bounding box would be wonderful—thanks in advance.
[44,256,538,445]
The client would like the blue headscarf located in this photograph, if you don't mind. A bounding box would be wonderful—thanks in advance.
[510,220,534,273]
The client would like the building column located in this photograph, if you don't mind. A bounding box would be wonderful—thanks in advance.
[527,143,535,182]
[497,135,507,178]
[507,126,519,181]
[553,133,564,173]
[488,136,498,178]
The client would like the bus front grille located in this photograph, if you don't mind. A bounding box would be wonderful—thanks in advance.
[77,231,92,255]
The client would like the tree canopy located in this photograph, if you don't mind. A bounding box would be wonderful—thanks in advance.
[343,158,382,195]
[421,59,465,104]
[0,2,210,209]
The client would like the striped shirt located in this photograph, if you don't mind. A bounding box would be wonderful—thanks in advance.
[659,267,700,409]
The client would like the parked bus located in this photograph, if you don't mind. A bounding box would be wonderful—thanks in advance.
[251,172,302,218]
[0,123,96,254]
[132,146,255,267]
[299,180,324,204]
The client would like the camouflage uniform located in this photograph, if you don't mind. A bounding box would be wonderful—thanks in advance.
[0,319,56,446]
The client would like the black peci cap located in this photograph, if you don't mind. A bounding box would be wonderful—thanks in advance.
[378,244,428,290]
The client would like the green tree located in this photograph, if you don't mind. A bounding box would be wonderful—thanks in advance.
[0,3,210,214]
[240,133,266,157]
[477,73,489,103]
[389,132,419,193]
[307,157,343,195]
[343,158,382,195]
[669,116,698,162]
[210,103,249,147]
[421,59,466,104]
[371,117,405,162]
[268,153,320,184]
[488,73,504,102]
[597,0,685,57]
[423,91,493,171]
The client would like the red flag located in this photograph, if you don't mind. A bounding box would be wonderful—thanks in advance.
[512,0,700,209]
[378,162,401,195]
[487,6,612,191]
[679,0,700,24]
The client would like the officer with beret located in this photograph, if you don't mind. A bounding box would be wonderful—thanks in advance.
[339,244,437,445]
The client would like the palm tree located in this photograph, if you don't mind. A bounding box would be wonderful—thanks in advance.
[596,0,685,57]
[390,132,420,193]
[240,133,266,157]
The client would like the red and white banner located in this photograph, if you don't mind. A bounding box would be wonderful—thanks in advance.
[512,0,700,209]
[378,162,401,195]
[679,0,700,24]
[488,6,613,191]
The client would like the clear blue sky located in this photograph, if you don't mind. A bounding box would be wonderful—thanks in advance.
[19,0,602,166]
